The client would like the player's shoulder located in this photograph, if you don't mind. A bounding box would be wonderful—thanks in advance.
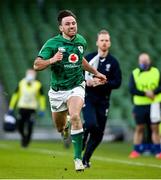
[107,53,120,65]
[132,67,140,74]
[19,78,25,84]
[33,80,43,89]
[35,80,42,86]
[42,34,62,48]
[151,66,159,71]
[75,34,87,44]
[76,33,85,40]
[85,52,97,61]
[108,53,118,62]
[44,35,59,45]
[18,79,27,88]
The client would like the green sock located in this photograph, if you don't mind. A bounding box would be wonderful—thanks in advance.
[71,129,83,160]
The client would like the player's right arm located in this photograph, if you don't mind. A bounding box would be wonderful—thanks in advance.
[33,57,51,71]
[82,58,107,82]
[34,38,63,71]
[33,51,63,71]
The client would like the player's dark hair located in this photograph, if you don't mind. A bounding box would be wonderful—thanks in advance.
[57,10,76,25]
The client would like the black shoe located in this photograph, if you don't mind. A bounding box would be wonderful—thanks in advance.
[21,137,29,148]
[83,160,91,168]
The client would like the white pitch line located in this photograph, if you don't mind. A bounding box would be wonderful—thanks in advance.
[93,156,161,169]
[27,147,161,170]
[27,147,161,169]
[0,143,161,169]
[28,147,66,156]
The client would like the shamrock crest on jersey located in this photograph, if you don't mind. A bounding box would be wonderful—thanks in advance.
[78,46,84,54]
[68,54,79,63]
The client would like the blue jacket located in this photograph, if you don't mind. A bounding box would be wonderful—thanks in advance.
[85,52,122,103]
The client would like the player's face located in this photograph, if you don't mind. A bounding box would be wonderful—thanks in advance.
[25,69,36,82]
[139,54,151,65]
[96,34,111,52]
[59,16,77,39]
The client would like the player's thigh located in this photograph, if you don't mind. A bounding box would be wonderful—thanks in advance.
[67,96,84,117]
[151,123,160,133]
[67,82,85,117]
[48,88,68,112]
[52,111,68,132]
[133,105,150,125]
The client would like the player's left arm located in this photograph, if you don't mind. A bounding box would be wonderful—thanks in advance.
[82,58,107,82]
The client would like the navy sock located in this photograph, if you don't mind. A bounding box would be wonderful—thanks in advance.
[153,144,161,154]
[134,144,143,153]
[142,143,152,152]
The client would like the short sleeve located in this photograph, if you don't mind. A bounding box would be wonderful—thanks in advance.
[38,39,55,60]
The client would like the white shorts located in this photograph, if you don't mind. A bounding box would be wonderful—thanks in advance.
[48,81,85,112]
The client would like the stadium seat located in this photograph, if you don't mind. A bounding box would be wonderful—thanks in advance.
[0,0,160,127]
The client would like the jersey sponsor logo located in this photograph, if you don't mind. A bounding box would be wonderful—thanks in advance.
[68,53,79,63]
[78,46,84,54]
[105,64,111,71]
[64,64,80,68]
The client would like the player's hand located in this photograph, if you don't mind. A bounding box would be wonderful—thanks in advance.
[145,90,155,100]
[49,51,63,64]
[86,79,94,87]
[93,77,106,87]
[86,78,106,87]
[94,71,107,83]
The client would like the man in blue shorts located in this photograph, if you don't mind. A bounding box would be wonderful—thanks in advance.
[129,53,161,159]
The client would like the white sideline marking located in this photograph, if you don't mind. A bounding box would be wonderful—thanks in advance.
[0,143,161,169]
[93,156,161,169]
[29,147,66,156]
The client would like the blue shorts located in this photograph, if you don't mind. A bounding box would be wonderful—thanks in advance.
[133,105,160,125]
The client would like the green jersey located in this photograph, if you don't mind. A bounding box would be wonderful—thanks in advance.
[38,34,87,90]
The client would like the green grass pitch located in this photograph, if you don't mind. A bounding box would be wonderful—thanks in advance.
[0,140,161,179]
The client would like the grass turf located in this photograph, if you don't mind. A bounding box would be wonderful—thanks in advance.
[0,140,161,179]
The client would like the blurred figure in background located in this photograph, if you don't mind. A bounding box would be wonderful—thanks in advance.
[7,69,46,147]
[129,53,161,159]
[82,30,122,168]
[160,123,161,139]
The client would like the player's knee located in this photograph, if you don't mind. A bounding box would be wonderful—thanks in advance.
[151,124,159,133]
[70,113,82,129]
[152,128,159,135]
[70,113,80,122]
[136,125,144,133]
